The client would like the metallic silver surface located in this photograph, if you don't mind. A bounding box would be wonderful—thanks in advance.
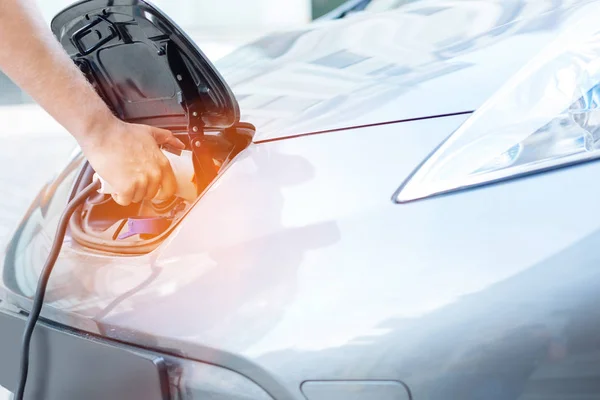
[7,113,600,398]
[4,1,600,399]
[218,0,589,141]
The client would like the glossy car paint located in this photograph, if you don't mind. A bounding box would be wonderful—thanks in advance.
[3,0,600,399]
[217,0,588,141]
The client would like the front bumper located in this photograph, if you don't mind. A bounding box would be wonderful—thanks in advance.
[0,306,169,400]
[0,307,272,400]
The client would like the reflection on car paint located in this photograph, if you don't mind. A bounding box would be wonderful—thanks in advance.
[4,1,600,399]
[218,0,588,141]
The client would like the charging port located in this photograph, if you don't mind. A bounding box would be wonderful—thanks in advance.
[69,123,254,255]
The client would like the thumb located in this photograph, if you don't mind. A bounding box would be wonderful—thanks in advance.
[150,127,175,145]
[151,128,185,149]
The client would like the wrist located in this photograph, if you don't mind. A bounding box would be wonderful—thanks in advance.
[72,109,122,150]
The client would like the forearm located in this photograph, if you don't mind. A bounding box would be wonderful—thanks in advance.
[0,0,115,143]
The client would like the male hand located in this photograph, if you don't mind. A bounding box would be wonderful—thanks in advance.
[80,118,185,206]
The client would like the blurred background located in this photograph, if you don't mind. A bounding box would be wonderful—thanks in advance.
[0,0,360,106]
[3,0,308,105]
[0,0,359,246]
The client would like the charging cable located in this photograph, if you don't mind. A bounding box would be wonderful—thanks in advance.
[14,179,100,400]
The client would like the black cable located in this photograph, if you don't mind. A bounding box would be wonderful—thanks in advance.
[14,180,100,400]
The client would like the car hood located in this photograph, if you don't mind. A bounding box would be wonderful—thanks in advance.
[7,111,600,399]
[216,0,587,142]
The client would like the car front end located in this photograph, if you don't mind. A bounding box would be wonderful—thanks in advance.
[3,0,600,399]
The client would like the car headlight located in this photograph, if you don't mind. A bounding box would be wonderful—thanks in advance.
[397,5,600,202]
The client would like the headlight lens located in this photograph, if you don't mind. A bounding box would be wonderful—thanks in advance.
[397,5,600,202]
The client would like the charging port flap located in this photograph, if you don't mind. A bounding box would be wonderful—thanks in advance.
[52,0,240,132]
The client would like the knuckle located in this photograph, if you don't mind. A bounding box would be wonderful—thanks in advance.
[113,194,129,206]
[159,159,170,168]
[150,168,162,182]
[162,184,175,195]
[120,182,136,194]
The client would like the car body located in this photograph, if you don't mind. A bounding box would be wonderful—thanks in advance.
[2,0,600,399]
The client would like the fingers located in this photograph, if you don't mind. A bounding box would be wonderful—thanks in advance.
[113,152,172,205]
[128,165,163,203]
[131,175,148,204]
[112,183,136,206]
[155,154,177,201]
[144,167,162,201]
[112,175,160,205]
[100,125,182,206]
[167,135,186,150]
[151,127,185,149]
[150,129,183,199]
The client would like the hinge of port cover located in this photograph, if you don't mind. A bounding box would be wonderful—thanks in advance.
[166,42,218,190]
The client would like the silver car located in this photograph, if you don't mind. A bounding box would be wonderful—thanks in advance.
[2,0,600,399]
